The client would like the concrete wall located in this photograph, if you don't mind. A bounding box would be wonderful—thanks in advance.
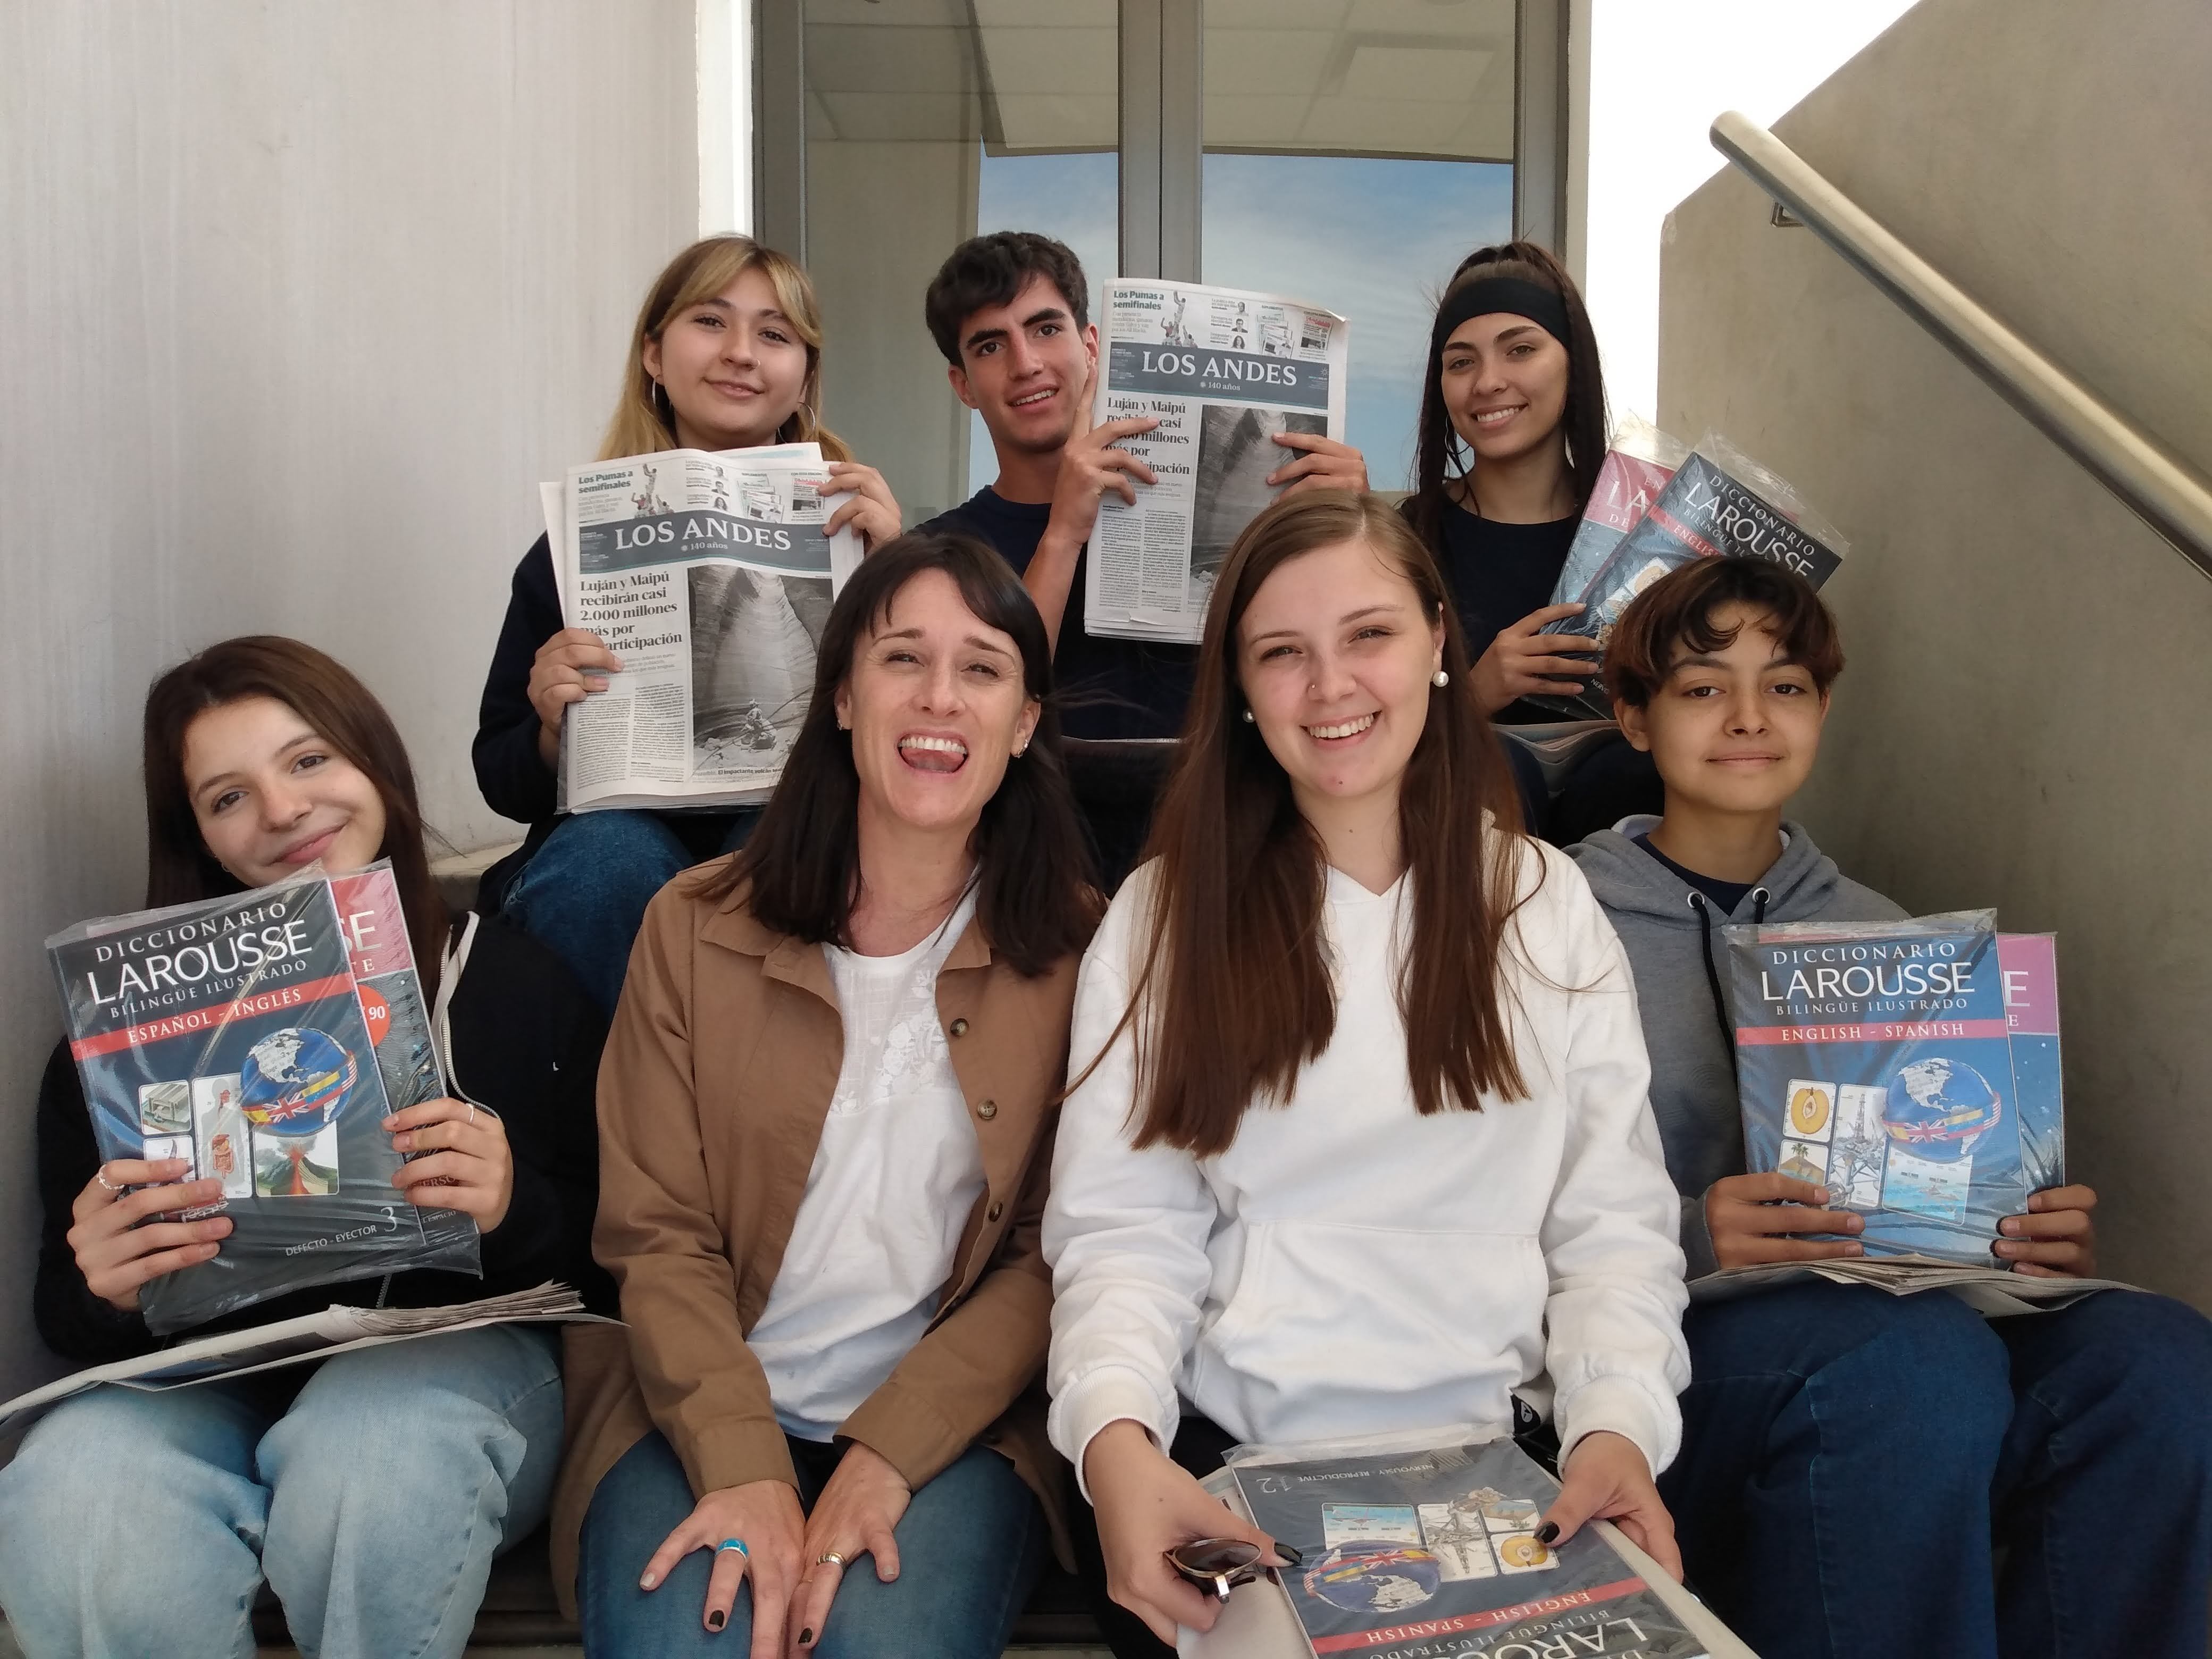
[1658,0,2212,1304]
[0,1,699,1396]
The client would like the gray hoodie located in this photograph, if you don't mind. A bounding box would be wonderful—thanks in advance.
[1569,816,1905,1277]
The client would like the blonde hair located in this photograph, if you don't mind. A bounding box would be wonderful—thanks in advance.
[597,235,852,463]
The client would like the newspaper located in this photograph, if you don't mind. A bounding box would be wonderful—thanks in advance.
[1689,1258,2134,1318]
[543,444,863,812]
[1085,280,1350,645]
[0,1283,609,1441]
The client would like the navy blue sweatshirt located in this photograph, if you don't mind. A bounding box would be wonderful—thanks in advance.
[920,489,1197,741]
[474,534,565,830]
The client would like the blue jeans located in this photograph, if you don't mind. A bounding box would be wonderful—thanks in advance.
[0,1324,562,1659]
[1662,1283,2212,1659]
[502,809,757,1015]
[579,1430,1045,1658]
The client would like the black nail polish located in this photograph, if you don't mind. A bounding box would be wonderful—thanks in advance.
[800,1629,815,1646]
[706,1609,726,1631]
[1534,1522,1560,1545]
[1277,1543,1303,1566]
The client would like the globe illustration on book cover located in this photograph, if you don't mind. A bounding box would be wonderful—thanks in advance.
[1304,1543,1443,1615]
[1881,1057,2001,1162]
[240,1027,359,1136]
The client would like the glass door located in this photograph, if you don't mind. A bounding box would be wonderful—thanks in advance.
[760,0,1563,515]
[1201,0,1519,492]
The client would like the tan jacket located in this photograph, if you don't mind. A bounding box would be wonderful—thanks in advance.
[548,866,1081,1613]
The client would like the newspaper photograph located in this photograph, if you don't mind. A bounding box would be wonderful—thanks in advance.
[1085,280,1348,645]
[547,445,862,812]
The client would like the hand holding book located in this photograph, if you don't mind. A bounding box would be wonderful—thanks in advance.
[386,1096,514,1232]
[1704,1171,1867,1270]
[67,1158,235,1312]
[1997,1184,2098,1277]
[1541,1429,1681,1583]
[1469,601,1602,714]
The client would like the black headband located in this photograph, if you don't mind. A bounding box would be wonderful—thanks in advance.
[1430,275,1573,358]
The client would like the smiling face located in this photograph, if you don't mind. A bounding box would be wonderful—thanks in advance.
[1237,537,1446,822]
[834,568,1042,842]
[183,697,388,887]
[948,275,1097,457]
[1620,600,1830,815]
[1438,312,1571,468]
[641,264,811,450]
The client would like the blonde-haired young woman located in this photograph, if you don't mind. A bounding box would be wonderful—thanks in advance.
[474,236,902,1011]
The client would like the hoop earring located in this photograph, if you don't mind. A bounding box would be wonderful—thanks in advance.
[651,378,674,428]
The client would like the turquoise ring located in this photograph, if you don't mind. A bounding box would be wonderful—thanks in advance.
[717,1538,749,1556]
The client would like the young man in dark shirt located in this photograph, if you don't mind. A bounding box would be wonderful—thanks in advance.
[919,232,1367,742]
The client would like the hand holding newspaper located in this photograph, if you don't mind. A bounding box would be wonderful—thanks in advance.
[539,444,864,813]
[1085,280,1350,646]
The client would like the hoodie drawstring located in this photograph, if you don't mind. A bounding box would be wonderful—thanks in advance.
[1689,887,1770,1060]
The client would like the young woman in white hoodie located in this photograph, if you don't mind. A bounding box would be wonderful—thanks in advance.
[1043,491,1690,1652]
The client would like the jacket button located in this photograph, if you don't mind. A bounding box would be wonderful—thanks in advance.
[987,1200,1004,1221]
[976,1099,998,1120]
[948,1018,969,1037]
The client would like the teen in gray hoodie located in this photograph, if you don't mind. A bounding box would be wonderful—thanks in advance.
[1570,815,1898,1277]
[1569,556,2212,1659]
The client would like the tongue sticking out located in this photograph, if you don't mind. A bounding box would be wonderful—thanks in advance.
[900,741,967,774]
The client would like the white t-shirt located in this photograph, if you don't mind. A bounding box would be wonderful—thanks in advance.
[751,891,986,1441]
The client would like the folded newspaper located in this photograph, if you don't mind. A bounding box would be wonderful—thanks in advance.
[542,443,863,813]
[1086,280,1350,646]
[0,1283,608,1440]
[1689,1257,2134,1318]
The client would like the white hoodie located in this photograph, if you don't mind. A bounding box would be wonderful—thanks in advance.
[1043,837,1689,1496]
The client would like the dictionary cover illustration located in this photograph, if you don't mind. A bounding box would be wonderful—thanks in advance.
[1229,1439,1710,1658]
[1726,910,2043,1265]
[48,862,477,1334]
[1999,933,2066,1193]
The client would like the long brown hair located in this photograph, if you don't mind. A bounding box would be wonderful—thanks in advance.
[1122,492,1533,1157]
[598,235,852,463]
[143,637,450,999]
[691,533,1097,976]
[1405,240,1608,551]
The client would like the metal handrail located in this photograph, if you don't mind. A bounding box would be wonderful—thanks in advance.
[1709,110,2212,583]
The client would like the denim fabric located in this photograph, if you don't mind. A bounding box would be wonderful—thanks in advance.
[0,1323,563,1659]
[501,809,757,1015]
[579,1430,1044,1659]
[1663,1283,2212,1659]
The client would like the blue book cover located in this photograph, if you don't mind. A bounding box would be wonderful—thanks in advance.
[48,864,477,1335]
[1725,911,2032,1264]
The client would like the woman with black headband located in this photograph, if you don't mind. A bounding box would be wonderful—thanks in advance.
[1402,241,1663,844]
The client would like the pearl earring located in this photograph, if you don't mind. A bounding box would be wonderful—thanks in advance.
[1241,709,1255,724]
[1432,668,1450,688]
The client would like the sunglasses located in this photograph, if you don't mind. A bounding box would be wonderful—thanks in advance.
[1164,1537,1303,1601]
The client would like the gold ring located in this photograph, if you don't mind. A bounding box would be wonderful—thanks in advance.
[816,1551,847,1569]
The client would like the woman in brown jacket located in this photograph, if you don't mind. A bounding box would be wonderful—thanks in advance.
[561,533,1099,1659]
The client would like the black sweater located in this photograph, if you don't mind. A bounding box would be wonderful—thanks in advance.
[33,911,614,1366]
[474,534,566,829]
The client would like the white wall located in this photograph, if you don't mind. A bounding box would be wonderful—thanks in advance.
[0,2,700,1396]
[1582,0,1917,428]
